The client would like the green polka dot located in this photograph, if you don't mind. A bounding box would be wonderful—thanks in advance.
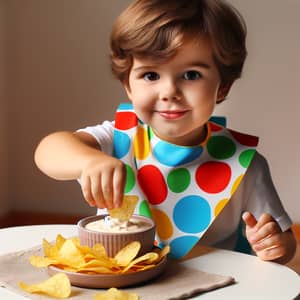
[207,136,236,159]
[239,149,256,168]
[167,168,191,193]
[148,127,154,140]
[125,164,135,193]
[139,200,152,218]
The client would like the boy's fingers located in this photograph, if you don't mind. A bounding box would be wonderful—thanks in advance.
[256,245,284,261]
[81,175,96,207]
[244,213,281,245]
[113,167,125,208]
[252,233,281,252]
[101,172,114,209]
[242,211,257,228]
[90,175,101,202]
[255,213,276,230]
[90,175,107,208]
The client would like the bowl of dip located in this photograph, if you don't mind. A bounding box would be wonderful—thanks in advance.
[77,214,156,257]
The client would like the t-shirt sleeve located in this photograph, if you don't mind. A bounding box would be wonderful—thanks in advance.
[76,120,115,155]
[243,152,293,232]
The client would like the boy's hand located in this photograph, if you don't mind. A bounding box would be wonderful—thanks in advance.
[80,153,126,209]
[242,212,294,262]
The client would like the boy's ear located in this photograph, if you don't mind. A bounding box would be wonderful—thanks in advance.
[216,83,233,104]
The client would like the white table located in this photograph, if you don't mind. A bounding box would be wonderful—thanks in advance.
[0,225,299,300]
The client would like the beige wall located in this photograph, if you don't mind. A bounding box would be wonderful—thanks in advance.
[4,0,130,216]
[215,0,300,221]
[3,1,300,220]
[0,0,9,217]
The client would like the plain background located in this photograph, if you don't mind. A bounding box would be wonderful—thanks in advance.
[0,1,299,222]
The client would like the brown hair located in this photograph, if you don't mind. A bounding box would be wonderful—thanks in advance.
[110,0,247,88]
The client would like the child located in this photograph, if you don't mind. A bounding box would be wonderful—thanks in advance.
[34,0,296,261]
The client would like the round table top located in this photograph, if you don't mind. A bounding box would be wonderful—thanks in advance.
[0,224,299,300]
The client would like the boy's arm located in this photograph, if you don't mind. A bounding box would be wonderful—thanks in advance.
[34,131,101,180]
[34,131,125,208]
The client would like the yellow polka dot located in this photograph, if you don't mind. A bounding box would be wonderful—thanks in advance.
[231,174,244,196]
[214,198,229,217]
[151,208,173,240]
[133,126,150,160]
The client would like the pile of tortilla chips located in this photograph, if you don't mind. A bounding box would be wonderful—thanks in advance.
[29,234,169,274]
[19,235,169,298]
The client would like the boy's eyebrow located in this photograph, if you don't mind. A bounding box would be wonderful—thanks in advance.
[132,61,211,73]
[131,65,158,73]
[185,61,211,69]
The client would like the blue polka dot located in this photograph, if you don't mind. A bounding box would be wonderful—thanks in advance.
[173,195,211,233]
[113,131,130,158]
[118,103,133,111]
[153,141,203,166]
[169,235,199,258]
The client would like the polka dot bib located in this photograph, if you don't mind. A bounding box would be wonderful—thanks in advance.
[113,103,259,258]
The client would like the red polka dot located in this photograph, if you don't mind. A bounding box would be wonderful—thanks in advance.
[115,111,138,130]
[137,165,168,205]
[229,130,259,147]
[195,161,231,193]
[209,122,223,132]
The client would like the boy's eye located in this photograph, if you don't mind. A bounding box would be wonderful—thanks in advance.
[143,72,160,81]
[183,70,201,80]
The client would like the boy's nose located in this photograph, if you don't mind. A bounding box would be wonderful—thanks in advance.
[159,79,182,101]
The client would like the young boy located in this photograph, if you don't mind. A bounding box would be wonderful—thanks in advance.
[34,0,296,261]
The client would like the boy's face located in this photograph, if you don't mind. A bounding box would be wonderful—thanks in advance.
[124,36,229,146]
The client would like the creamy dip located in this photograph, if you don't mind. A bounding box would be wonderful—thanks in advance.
[85,216,151,233]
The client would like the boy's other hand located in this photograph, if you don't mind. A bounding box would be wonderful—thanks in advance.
[242,211,295,263]
[80,154,126,210]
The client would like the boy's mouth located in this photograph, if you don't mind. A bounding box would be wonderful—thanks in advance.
[158,110,188,120]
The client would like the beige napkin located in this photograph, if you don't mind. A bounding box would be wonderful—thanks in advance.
[0,245,235,300]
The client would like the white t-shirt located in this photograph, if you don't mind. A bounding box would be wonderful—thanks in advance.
[78,121,293,250]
